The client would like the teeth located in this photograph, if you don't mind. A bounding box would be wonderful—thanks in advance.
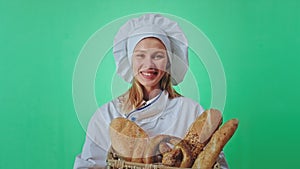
[142,72,157,76]
[142,72,152,76]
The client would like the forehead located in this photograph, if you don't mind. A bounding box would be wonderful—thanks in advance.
[134,37,166,51]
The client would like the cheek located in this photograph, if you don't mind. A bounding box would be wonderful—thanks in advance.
[132,60,140,73]
[157,60,168,72]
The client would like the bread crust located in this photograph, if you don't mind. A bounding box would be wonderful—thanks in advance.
[109,117,148,162]
[162,148,183,167]
[143,134,181,164]
[109,111,238,168]
[183,109,223,161]
[162,109,223,167]
[192,119,239,169]
[176,140,193,168]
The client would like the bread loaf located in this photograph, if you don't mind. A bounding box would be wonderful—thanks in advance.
[109,110,239,169]
[183,109,223,160]
[109,117,148,162]
[162,109,223,167]
[192,119,239,169]
[143,134,181,164]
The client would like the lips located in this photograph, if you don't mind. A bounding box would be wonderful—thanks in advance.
[140,70,159,80]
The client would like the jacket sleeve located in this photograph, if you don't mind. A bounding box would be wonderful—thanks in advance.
[73,108,111,169]
[73,137,107,169]
[218,151,229,169]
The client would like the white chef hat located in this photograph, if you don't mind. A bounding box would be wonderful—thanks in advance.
[113,13,188,85]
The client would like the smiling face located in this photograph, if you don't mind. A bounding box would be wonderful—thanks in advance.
[132,37,168,93]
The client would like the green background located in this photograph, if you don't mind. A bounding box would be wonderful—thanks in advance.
[1,0,299,169]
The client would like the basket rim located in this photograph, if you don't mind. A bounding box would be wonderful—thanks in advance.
[107,158,192,169]
[106,147,220,169]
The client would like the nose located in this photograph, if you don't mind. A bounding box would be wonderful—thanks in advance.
[142,55,155,68]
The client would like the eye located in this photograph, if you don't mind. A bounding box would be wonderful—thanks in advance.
[153,54,165,60]
[134,54,145,59]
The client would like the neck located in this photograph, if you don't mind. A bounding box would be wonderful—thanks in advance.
[143,87,162,101]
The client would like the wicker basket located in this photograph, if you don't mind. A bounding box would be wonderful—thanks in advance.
[106,151,220,169]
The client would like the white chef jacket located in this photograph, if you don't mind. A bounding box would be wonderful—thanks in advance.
[73,90,229,169]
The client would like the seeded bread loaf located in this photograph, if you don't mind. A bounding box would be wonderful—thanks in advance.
[192,119,239,169]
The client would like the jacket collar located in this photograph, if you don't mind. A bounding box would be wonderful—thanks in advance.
[126,90,169,123]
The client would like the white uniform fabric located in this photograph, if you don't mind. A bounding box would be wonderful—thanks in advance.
[73,91,229,169]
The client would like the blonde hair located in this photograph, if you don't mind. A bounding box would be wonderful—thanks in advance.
[120,73,181,113]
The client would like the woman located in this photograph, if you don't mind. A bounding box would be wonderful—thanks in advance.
[74,14,228,169]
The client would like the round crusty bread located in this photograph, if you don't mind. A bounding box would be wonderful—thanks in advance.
[109,117,149,162]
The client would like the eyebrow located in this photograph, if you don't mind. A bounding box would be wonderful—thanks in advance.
[133,50,166,54]
[133,50,147,53]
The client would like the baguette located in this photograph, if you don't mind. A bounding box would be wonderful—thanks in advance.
[192,118,239,169]
[183,109,223,160]
[162,109,223,167]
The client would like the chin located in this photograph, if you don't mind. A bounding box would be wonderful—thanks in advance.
[140,82,159,89]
